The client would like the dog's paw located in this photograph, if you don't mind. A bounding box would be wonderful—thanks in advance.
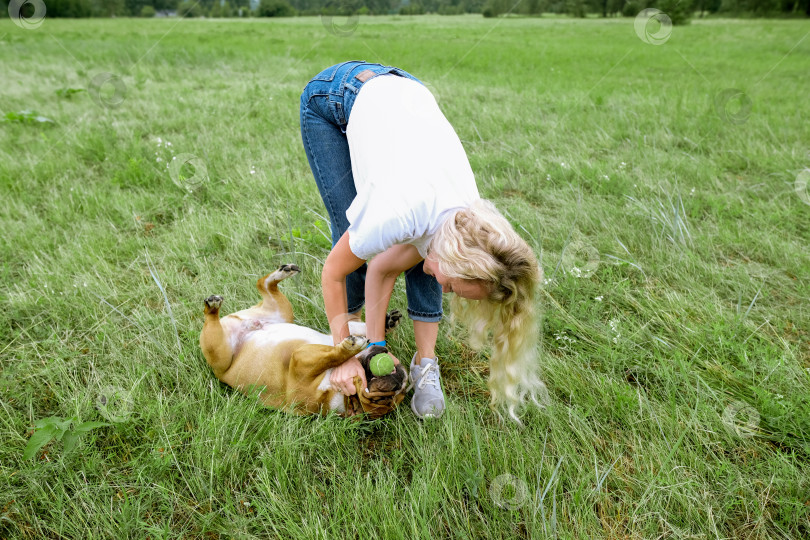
[385,309,403,333]
[264,264,300,284]
[339,335,368,355]
[204,295,223,314]
[260,265,301,292]
[276,263,300,277]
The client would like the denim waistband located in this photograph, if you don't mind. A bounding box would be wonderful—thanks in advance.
[302,60,422,133]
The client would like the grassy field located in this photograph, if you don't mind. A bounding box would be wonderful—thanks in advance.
[1,13,809,539]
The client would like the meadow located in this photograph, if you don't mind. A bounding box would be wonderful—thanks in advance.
[1,12,809,539]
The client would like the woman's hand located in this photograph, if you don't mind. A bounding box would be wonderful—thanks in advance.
[331,356,367,396]
[332,351,402,395]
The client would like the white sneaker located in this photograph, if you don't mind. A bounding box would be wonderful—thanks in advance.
[409,355,445,419]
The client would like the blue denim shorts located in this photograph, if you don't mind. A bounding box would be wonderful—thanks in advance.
[299,61,443,322]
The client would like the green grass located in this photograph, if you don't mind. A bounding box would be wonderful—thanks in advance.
[1,13,809,538]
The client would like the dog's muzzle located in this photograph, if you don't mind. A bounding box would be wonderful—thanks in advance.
[343,377,408,419]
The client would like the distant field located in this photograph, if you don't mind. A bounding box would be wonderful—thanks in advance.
[1,14,809,539]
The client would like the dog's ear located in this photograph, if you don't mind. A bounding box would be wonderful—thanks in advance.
[341,377,366,418]
[342,394,363,418]
[394,364,408,385]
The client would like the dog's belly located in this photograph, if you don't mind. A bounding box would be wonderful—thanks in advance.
[243,323,333,349]
[221,323,338,409]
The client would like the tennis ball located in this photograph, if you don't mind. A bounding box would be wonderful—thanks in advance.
[369,353,395,377]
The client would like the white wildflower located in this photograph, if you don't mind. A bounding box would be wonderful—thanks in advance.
[609,318,621,344]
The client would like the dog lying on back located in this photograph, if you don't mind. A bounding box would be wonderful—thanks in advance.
[199,265,408,418]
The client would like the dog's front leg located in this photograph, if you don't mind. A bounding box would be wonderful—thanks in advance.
[285,336,368,415]
[288,335,368,381]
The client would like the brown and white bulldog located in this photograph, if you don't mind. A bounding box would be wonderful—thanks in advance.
[199,264,408,419]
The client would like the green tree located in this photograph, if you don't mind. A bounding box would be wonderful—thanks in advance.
[482,0,510,16]
[566,0,585,16]
[210,0,236,15]
[124,0,173,15]
[258,0,295,15]
[44,0,94,16]
[178,0,204,15]
[526,0,544,13]
[658,0,694,24]
[93,0,127,15]
[621,0,640,16]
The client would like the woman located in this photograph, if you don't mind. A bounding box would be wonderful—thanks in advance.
[299,61,546,422]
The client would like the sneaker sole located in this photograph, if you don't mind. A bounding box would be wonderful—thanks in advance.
[411,402,444,420]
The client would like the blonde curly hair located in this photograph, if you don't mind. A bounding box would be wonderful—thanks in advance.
[429,199,548,423]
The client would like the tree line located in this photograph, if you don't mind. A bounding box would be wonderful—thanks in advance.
[3,0,808,22]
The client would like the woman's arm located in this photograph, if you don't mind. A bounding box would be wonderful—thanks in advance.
[365,244,424,342]
[322,231,366,345]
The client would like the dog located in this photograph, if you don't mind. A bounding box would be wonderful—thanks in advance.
[199,264,408,419]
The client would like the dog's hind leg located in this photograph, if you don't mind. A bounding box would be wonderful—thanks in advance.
[256,264,300,323]
[200,295,234,378]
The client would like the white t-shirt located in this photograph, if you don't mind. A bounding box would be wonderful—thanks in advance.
[345,75,479,260]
